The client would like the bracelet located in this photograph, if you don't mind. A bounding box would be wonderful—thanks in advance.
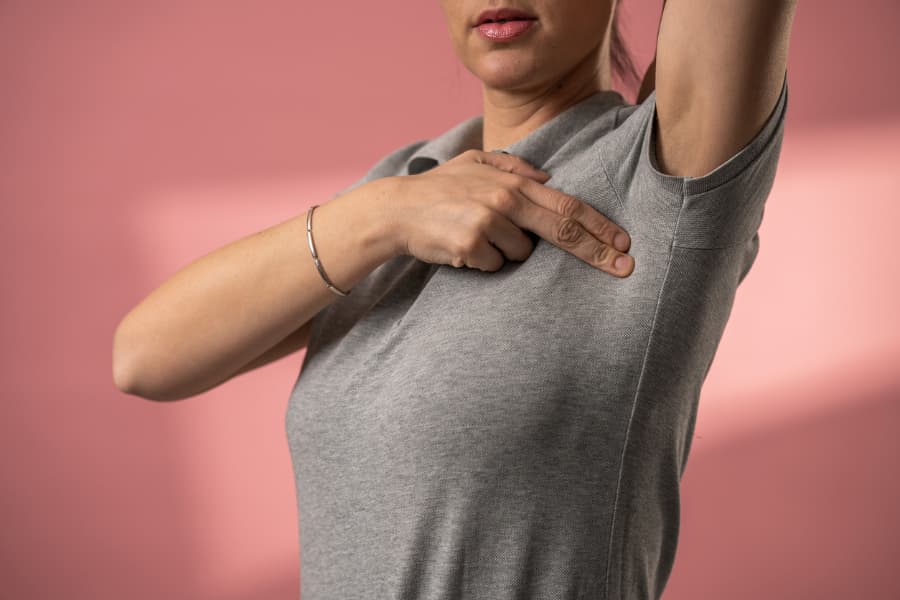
[305,204,350,297]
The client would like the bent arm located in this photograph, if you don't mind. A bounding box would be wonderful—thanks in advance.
[112,178,402,402]
[652,0,798,178]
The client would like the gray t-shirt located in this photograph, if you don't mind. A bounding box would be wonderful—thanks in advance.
[286,74,788,600]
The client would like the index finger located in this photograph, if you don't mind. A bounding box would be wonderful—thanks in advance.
[519,176,631,253]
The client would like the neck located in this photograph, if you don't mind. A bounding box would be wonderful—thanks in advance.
[481,47,612,152]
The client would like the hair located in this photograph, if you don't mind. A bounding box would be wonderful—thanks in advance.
[608,4,642,96]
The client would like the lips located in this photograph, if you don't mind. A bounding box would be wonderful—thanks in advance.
[474,8,537,27]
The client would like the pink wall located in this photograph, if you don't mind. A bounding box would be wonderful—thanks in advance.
[2,1,898,598]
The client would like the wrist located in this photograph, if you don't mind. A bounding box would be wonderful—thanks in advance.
[344,175,407,265]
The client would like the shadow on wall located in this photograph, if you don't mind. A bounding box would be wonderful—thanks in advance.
[667,377,900,600]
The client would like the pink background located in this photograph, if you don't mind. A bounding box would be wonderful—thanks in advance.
[2,1,899,598]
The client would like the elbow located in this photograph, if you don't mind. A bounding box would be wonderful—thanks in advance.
[113,353,153,401]
[113,355,185,402]
[112,353,135,396]
[112,323,139,395]
[112,346,157,401]
[112,324,181,403]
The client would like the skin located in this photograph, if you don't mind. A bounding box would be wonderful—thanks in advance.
[438,0,798,178]
[115,1,798,399]
[438,0,618,152]
[651,0,797,178]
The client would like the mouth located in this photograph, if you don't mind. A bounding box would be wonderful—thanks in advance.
[473,8,538,27]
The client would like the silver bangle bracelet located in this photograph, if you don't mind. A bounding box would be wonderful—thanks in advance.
[306,204,350,297]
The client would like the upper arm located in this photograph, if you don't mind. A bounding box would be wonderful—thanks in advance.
[653,0,798,178]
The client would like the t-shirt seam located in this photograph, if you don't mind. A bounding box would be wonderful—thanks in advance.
[598,151,626,213]
[604,181,686,599]
[596,105,631,213]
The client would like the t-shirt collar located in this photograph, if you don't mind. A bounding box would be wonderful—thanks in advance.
[404,89,626,175]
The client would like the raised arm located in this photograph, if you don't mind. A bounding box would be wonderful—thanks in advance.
[648,0,798,178]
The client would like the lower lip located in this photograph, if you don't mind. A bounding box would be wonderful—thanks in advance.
[475,19,537,41]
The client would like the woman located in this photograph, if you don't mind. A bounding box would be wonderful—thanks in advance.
[113,1,797,598]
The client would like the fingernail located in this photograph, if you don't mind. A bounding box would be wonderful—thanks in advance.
[614,254,630,272]
[613,232,630,252]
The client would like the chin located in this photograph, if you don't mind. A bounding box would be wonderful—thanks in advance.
[470,56,544,91]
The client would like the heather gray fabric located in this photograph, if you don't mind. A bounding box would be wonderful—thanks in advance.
[286,73,788,600]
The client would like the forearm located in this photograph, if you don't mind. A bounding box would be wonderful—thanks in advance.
[112,177,401,401]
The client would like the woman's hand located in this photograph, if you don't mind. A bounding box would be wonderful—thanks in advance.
[383,149,634,277]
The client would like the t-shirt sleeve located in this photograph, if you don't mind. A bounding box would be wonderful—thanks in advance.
[606,71,789,249]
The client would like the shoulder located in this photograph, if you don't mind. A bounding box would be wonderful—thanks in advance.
[367,139,430,179]
[600,73,788,197]
[596,76,788,249]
